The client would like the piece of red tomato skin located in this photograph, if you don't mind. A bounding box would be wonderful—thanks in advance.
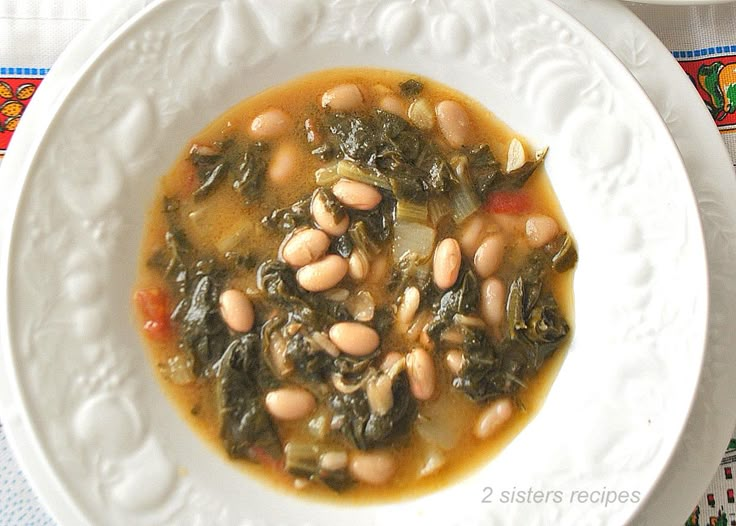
[134,287,172,340]
[484,190,532,215]
[249,446,286,473]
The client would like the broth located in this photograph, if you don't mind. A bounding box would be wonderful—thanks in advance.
[134,68,576,502]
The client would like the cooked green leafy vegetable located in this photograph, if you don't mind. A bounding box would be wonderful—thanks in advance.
[190,143,230,201]
[547,233,578,273]
[329,372,416,450]
[451,252,570,402]
[216,335,282,460]
[284,443,353,491]
[399,78,424,97]
[172,269,230,376]
[261,194,312,233]
[285,333,334,383]
[232,142,270,203]
[188,140,272,203]
[257,259,352,328]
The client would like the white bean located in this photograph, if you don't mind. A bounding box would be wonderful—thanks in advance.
[525,215,560,248]
[329,322,380,357]
[459,214,487,258]
[349,451,397,485]
[406,347,436,401]
[436,100,470,148]
[265,387,316,421]
[321,83,364,111]
[219,289,255,333]
[445,349,464,375]
[474,398,513,439]
[311,190,349,236]
[268,142,299,186]
[320,451,349,471]
[378,94,406,116]
[397,286,421,325]
[380,351,403,372]
[473,234,505,279]
[281,228,331,267]
[480,277,506,328]
[296,255,348,292]
[348,250,370,281]
[366,375,394,415]
[249,108,291,140]
[332,179,382,211]
[433,238,462,290]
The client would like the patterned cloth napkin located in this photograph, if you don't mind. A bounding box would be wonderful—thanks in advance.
[628,3,736,168]
[0,1,735,525]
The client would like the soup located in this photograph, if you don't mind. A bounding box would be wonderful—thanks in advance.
[134,68,577,501]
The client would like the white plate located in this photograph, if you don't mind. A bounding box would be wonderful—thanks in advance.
[0,1,714,525]
[559,0,736,523]
[630,1,733,5]
[628,0,734,4]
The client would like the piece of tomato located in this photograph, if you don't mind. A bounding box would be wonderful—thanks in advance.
[249,446,285,473]
[484,190,532,215]
[134,287,171,340]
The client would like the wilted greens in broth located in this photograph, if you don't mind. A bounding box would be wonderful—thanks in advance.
[134,68,577,501]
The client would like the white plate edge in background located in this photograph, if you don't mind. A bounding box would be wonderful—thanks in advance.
[0,0,726,525]
[555,0,736,523]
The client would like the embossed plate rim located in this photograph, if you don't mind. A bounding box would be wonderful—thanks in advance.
[0,1,712,526]
[629,0,733,4]
[562,0,736,523]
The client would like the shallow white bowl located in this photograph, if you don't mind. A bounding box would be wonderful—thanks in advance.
[0,1,708,525]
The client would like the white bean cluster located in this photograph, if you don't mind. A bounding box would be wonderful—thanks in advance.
[213,81,565,486]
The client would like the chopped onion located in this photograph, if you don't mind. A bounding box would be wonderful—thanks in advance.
[416,396,464,450]
[322,288,350,302]
[308,413,330,440]
[309,331,340,357]
[159,355,195,385]
[407,310,433,342]
[315,164,340,186]
[418,447,446,478]
[393,220,436,263]
[396,200,428,223]
[450,183,481,224]
[346,290,375,322]
[269,333,291,377]
[453,313,486,329]
[428,196,452,227]
[331,373,367,394]
[336,160,392,190]
[449,154,481,223]
[215,217,259,254]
